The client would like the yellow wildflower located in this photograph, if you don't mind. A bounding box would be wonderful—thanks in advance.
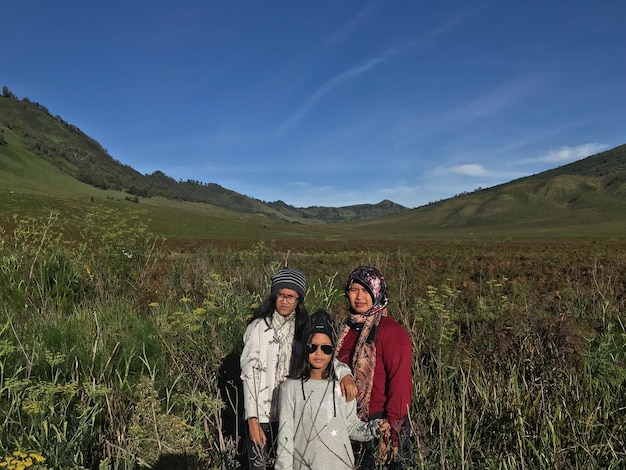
[29,454,45,463]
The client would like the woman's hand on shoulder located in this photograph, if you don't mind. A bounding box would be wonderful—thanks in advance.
[339,374,357,402]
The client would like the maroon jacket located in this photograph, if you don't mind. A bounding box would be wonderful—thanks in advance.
[336,315,413,428]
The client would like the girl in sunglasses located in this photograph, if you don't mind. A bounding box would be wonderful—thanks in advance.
[241,268,357,470]
[275,309,389,470]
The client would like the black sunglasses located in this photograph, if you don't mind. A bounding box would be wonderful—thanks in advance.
[306,343,334,355]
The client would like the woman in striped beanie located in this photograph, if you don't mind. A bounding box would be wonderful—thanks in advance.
[240,267,357,469]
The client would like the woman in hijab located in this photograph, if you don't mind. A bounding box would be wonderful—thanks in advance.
[336,266,413,469]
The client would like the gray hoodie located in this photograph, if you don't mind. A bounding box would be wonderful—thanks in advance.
[275,377,380,469]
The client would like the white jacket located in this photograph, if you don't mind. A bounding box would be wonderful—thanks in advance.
[240,316,351,423]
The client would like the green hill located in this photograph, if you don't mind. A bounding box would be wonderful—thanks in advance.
[0,88,406,225]
[2,86,626,240]
[352,143,626,237]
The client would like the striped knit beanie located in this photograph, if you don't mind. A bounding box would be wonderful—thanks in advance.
[271,267,307,300]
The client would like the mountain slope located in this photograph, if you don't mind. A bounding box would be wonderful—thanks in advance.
[0,90,407,223]
[266,199,408,222]
[351,144,626,237]
[0,129,334,240]
[532,144,626,178]
[2,87,626,238]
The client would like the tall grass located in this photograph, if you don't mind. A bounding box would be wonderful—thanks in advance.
[0,212,624,468]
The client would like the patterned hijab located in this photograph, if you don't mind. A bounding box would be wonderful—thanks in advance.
[336,266,388,419]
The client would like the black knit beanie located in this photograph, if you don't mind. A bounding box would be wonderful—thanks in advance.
[304,309,336,345]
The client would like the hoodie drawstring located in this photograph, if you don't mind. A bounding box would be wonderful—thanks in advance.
[300,378,337,417]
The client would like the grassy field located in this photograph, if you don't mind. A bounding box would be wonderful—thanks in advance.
[1,129,626,469]
[0,206,624,469]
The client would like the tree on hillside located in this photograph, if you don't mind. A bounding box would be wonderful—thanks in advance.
[0,129,7,146]
[2,86,17,99]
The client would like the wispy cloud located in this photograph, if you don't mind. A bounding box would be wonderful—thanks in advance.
[403,8,474,55]
[448,164,498,177]
[515,143,608,166]
[390,74,551,151]
[430,163,521,179]
[322,3,380,47]
[275,54,392,134]
[536,143,607,163]
[276,6,475,135]
[460,74,550,120]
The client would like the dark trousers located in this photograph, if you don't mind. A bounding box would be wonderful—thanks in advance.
[245,421,278,470]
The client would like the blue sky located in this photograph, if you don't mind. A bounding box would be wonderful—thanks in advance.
[3,1,625,208]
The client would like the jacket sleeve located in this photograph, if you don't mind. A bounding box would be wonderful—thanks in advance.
[275,381,295,469]
[343,390,379,442]
[380,320,413,429]
[240,321,262,419]
[333,358,353,381]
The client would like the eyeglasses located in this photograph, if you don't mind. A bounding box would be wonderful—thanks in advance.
[277,293,299,304]
[306,343,334,355]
